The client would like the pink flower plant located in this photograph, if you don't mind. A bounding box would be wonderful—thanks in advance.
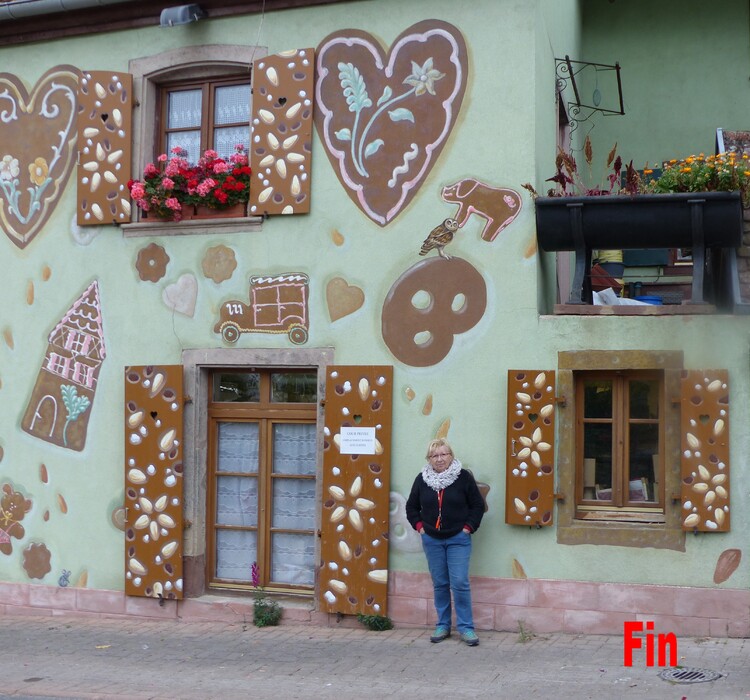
[128,145,252,221]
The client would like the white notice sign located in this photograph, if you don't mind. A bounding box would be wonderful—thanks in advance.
[339,426,376,455]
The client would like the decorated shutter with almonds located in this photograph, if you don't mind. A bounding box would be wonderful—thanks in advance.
[320,366,392,616]
[505,370,556,526]
[680,369,730,532]
[77,71,132,226]
[124,366,184,599]
[249,49,314,216]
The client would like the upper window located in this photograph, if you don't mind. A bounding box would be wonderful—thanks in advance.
[125,46,265,235]
[575,371,664,521]
[160,77,251,164]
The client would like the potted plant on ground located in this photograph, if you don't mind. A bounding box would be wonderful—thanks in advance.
[524,141,747,308]
[128,145,252,221]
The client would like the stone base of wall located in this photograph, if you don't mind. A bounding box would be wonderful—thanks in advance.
[389,572,750,638]
[2,573,748,638]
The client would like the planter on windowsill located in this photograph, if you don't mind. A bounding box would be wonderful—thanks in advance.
[534,191,746,311]
[140,201,248,222]
[191,202,248,219]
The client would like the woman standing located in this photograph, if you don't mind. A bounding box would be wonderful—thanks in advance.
[406,438,485,646]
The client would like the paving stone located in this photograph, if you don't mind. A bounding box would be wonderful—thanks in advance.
[0,615,748,699]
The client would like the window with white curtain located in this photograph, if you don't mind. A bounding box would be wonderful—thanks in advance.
[161,78,251,164]
[208,369,317,591]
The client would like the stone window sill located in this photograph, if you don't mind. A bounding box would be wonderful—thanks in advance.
[121,216,263,238]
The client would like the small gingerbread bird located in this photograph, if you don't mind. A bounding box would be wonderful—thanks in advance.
[419,218,460,259]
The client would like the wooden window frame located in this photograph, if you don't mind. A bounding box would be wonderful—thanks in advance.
[123,45,265,237]
[206,369,317,592]
[158,75,251,163]
[181,347,333,599]
[556,350,686,551]
[574,370,665,522]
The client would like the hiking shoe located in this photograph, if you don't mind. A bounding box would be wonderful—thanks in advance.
[460,630,479,646]
[430,626,451,643]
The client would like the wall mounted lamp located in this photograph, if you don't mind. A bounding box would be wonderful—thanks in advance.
[159,4,206,27]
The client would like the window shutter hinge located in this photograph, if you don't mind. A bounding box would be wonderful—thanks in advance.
[184,394,193,404]
[553,492,565,501]
[555,395,566,407]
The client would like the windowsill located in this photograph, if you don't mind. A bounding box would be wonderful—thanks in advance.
[575,509,666,524]
[121,216,264,238]
[553,303,717,315]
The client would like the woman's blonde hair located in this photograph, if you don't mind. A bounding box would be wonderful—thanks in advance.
[425,437,454,460]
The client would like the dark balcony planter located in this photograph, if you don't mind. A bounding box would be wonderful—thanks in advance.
[534,191,745,309]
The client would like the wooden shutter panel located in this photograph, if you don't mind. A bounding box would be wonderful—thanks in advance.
[680,369,730,532]
[249,48,314,216]
[77,71,132,226]
[505,370,556,526]
[320,366,392,616]
[124,365,184,599]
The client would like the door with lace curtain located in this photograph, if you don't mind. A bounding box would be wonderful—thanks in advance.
[206,368,317,591]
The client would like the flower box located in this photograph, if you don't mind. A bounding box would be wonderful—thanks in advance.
[129,146,251,222]
[535,191,744,308]
[191,203,247,219]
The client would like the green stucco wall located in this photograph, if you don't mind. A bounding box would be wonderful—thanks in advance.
[0,0,748,599]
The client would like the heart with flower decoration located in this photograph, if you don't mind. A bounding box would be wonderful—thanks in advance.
[314,20,468,227]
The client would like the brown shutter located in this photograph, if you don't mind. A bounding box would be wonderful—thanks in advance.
[680,369,730,532]
[77,71,132,226]
[505,370,556,526]
[319,366,392,616]
[124,365,184,599]
[249,49,314,216]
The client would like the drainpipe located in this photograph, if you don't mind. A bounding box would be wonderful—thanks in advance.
[0,0,127,21]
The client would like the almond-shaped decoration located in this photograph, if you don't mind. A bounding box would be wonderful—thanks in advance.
[349,475,363,497]
[158,429,176,452]
[128,469,147,484]
[129,557,147,576]
[329,579,347,594]
[329,485,345,500]
[367,569,388,584]
[161,541,178,559]
[358,378,370,401]
[133,514,150,529]
[315,21,468,226]
[338,541,352,561]
[348,509,364,531]
[330,505,347,523]
[683,513,700,528]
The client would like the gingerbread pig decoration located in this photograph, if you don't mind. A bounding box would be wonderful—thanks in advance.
[441,179,522,242]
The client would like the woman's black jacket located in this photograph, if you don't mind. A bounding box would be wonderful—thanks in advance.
[405,470,484,539]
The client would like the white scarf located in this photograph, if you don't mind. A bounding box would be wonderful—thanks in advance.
[421,459,462,492]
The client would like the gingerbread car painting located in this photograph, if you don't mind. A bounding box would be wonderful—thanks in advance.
[214,273,310,345]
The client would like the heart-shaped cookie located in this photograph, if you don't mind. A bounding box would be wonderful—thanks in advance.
[163,273,198,317]
[326,276,364,321]
[315,21,467,226]
[0,66,81,249]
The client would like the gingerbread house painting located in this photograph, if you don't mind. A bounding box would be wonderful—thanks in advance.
[22,280,105,451]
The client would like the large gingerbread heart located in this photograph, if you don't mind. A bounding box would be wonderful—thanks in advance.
[0,66,81,249]
[315,21,467,227]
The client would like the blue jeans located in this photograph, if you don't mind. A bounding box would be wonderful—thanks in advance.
[421,531,474,633]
